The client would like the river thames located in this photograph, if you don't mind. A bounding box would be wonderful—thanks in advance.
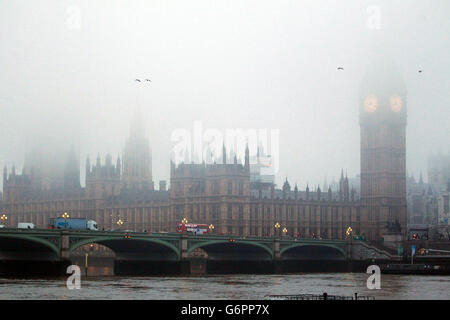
[1,273,449,300]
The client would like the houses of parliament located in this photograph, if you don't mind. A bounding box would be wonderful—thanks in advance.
[1,66,409,242]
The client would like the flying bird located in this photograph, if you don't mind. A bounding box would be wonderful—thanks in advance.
[418,70,423,73]
[135,79,141,82]
[337,67,344,70]
[145,79,152,82]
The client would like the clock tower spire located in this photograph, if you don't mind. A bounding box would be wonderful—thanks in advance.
[359,60,407,241]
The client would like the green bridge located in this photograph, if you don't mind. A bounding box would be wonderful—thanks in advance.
[0,229,394,275]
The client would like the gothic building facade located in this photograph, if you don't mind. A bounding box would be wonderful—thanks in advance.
[1,64,410,242]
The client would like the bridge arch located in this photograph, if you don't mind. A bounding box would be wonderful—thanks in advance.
[280,243,346,260]
[70,236,180,260]
[0,234,60,260]
[188,240,273,260]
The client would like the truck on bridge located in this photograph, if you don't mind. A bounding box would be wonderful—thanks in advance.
[49,218,98,231]
[18,223,35,229]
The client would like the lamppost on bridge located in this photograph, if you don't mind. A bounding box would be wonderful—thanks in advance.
[181,218,188,234]
[346,226,353,239]
[117,219,124,230]
[274,222,280,238]
[62,212,70,229]
[282,227,288,238]
[209,224,215,234]
[0,214,7,227]
[84,243,95,277]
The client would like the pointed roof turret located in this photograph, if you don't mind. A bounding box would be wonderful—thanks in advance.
[116,155,121,176]
[244,143,249,168]
[222,143,227,164]
[282,178,291,192]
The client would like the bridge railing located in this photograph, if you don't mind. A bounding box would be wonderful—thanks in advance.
[0,227,62,234]
[0,228,359,244]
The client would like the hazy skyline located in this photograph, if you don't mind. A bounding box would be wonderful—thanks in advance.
[1,0,449,190]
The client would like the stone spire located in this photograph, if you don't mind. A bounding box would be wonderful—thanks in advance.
[244,143,249,169]
[294,183,298,200]
[116,155,121,176]
[85,156,91,177]
[122,110,153,190]
[222,143,227,164]
[306,183,310,200]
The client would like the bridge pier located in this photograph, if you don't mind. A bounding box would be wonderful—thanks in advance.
[273,239,282,273]
[179,260,191,275]
[60,231,70,261]
[273,260,283,273]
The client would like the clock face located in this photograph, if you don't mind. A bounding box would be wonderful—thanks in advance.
[364,94,378,113]
[390,95,403,112]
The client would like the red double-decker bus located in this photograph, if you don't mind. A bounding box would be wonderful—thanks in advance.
[176,223,209,235]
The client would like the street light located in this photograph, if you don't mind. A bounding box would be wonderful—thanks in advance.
[346,226,353,238]
[274,222,280,238]
[62,212,70,229]
[181,218,188,234]
[0,214,7,227]
[209,224,215,233]
[117,219,124,229]
[282,227,288,237]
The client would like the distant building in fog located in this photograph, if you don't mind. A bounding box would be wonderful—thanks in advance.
[406,173,437,225]
[437,182,450,225]
[2,63,412,241]
[428,153,450,193]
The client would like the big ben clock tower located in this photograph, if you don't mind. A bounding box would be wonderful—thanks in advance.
[359,61,407,241]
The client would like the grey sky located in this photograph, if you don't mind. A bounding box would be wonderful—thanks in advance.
[0,0,449,190]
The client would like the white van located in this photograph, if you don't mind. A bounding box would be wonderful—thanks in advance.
[0,225,5,228]
[18,222,36,229]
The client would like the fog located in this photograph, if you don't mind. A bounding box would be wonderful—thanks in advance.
[0,0,449,190]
